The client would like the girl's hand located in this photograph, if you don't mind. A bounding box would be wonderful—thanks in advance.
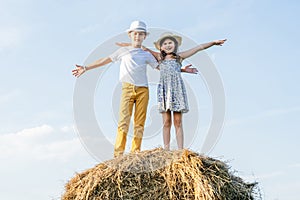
[72,64,86,77]
[116,42,131,47]
[214,39,227,46]
[181,64,198,74]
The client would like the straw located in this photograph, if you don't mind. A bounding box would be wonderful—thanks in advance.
[62,148,260,200]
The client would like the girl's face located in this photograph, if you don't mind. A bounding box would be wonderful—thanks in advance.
[160,38,176,53]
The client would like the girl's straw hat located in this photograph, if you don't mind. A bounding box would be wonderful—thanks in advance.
[154,32,182,50]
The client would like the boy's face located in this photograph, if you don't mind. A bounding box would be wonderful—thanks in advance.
[128,31,146,47]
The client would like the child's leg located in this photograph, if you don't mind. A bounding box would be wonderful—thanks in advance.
[173,112,183,149]
[114,83,135,157]
[162,111,172,150]
[131,86,149,153]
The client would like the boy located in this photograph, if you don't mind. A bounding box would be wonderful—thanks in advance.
[72,21,158,157]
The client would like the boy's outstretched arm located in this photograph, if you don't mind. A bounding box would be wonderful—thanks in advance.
[179,39,227,59]
[72,57,112,77]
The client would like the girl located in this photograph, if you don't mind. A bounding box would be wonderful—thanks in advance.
[148,32,226,150]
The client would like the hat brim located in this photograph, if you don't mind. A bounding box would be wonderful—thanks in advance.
[126,28,149,34]
[154,34,182,50]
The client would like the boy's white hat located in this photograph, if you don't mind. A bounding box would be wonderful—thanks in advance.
[126,20,148,34]
[154,32,182,50]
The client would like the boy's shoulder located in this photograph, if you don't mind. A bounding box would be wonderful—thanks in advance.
[113,46,154,58]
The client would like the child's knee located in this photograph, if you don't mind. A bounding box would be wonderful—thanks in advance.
[173,118,182,128]
[163,118,172,128]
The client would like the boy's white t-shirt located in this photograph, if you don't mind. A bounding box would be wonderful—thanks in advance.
[109,46,158,87]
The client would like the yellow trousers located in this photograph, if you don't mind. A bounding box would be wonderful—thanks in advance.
[114,82,149,157]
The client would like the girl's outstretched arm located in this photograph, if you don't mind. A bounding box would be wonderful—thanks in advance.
[179,39,226,59]
[116,42,161,61]
[141,46,160,61]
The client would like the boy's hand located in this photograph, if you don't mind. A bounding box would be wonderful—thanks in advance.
[181,64,198,74]
[72,64,86,77]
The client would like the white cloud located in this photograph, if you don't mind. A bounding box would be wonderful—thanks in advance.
[60,124,75,133]
[34,137,83,161]
[0,124,86,161]
[0,124,95,200]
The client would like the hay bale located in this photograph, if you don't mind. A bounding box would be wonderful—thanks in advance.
[62,148,260,200]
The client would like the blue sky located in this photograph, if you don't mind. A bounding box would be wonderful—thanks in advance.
[1,0,300,199]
